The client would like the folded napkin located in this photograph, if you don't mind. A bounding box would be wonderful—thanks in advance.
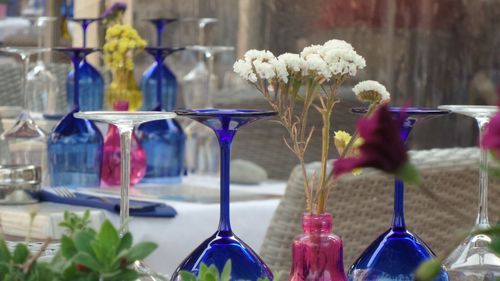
[0,208,104,240]
[38,190,177,218]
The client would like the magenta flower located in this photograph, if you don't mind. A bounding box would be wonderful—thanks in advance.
[333,105,419,183]
[481,112,500,156]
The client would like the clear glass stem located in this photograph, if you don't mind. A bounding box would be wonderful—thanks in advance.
[21,53,31,115]
[117,125,132,236]
[205,51,214,108]
[475,117,490,229]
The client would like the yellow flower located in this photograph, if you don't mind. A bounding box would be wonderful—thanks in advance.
[334,130,363,175]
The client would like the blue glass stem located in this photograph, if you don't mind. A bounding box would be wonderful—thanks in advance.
[71,56,80,110]
[156,23,164,46]
[155,54,164,108]
[82,21,89,47]
[392,118,415,231]
[216,128,235,235]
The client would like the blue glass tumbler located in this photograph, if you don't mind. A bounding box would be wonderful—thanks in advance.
[347,107,449,281]
[171,109,276,281]
[140,18,178,111]
[48,47,103,188]
[66,18,104,112]
[137,47,185,184]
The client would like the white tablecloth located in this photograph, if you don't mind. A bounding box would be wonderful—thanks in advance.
[0,176,286,276]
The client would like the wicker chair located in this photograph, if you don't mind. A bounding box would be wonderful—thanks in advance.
[260,147,500,276]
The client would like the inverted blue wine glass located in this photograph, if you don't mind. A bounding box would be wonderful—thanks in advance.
[66,18,104,112]
[171,109,276,281]
[137,47,185,184]
[347,107,450,281]
[141,18,178,111]
[48,47,103,188]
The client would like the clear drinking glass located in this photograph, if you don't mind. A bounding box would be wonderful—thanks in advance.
[75,111,176,281]
[171,109,276,281]
[181,46,234,176]
[0,47,51,184]
[23,16,59,117]
[438,105,500,281]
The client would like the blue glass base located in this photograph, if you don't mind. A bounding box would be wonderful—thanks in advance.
[137,118,185,183]
[171,231,273,281]
[141,62,177,111]
[48,110,103,188]
[67,60,104,112]
[348,228,448,281]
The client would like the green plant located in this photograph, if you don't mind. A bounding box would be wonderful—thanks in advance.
[0,211,157,281]
[179,260,277,281]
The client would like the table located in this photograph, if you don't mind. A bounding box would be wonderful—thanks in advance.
[0,175,286,276]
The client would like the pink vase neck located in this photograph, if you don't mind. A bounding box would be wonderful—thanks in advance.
[113,100,129,111]
[302,213,333,234]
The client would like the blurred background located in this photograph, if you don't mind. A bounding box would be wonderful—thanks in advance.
[1,0,499,179]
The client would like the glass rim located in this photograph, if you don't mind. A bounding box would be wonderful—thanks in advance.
[74,111,176,123]
[351,106,450,115]
[174,108,277,117]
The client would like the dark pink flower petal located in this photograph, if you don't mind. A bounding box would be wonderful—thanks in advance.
[482,112,500,156]
[334,105,410,178]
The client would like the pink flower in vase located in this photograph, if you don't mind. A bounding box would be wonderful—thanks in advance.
[101,101,147,187]
[333,104,419,183]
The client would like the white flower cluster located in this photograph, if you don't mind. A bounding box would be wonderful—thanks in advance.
[233,39,366,84]
[233,49,288,83]
[353,80,391,103]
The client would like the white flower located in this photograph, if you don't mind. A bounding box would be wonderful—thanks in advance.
[300,45,322,58]
[353,80,391,103]
[302,53,331,79]
[278,53,304,73]
[270,58,289,83]
[233,59,257,83]
[253,59,276,80]
[322,39,354,51]
[244,49,275,62]
[323,48,366,76]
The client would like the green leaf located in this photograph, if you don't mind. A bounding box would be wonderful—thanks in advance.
[116,232,133,254]
[0,239,11,262]
[60,235,77,259]
[179,271,197,281]
[414,259,443,281]
[97,220,120,250]
[490,236,500,255]
[220,260,231,281]
[125,242,157,263]
[12,243,29,264]
[397,162,420,185]
[72,252,102,272]
[106,268,139,281]
[73,229,96,254]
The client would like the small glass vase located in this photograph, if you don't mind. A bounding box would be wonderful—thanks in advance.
[289,213,347,281]
[106,67,143,111]
[101,101,146,186]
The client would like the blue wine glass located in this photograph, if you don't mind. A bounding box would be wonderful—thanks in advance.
[66,18,104,112]
[137,47,185,184]
[171,109,276,281]
[141,18,178,111]
[347,107,450,281]
[48,47,103,188]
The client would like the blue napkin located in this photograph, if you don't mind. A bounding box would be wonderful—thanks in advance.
[38,190,177,218]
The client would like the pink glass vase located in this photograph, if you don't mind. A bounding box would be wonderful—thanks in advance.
[101,102,147,186]
[289,213,347,281]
